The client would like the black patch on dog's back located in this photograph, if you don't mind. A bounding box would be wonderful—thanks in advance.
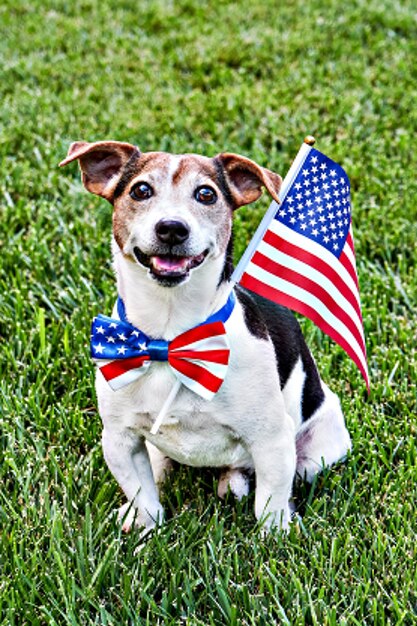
[298,338,326,420]
[236,287,324,420]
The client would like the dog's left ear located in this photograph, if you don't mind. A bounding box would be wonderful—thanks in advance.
[59,140,140,202]
[215,153,282,208]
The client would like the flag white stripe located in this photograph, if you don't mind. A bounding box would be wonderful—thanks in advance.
[268,219,361,309]
[245,262,368,374]
[343,229,358,271]
[256,238,365,340]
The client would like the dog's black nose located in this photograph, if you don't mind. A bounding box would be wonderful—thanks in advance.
[155,219,190,245]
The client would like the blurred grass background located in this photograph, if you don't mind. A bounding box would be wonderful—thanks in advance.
[1,0,416,623]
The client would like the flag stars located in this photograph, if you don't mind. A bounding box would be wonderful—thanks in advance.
[117,333,127,342]
[117,345,128,355]
[277,150,351,257]
[96,325,105,335]
[106,336,116,344]
[95,343,104,354]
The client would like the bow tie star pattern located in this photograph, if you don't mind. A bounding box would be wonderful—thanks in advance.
[90,294,235,400]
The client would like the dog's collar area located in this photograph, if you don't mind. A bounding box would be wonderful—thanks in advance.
[116,290,236,331]
[91,290,236,402]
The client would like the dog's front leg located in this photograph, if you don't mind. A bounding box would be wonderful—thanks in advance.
[102,428,164,533]
[250,416,296,532]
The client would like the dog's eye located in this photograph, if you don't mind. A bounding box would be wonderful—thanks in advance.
[194,186,217,205]
[130,182,153,201]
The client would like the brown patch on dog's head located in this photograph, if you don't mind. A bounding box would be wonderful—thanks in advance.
[59,140,140,202]
[214,153,282,208]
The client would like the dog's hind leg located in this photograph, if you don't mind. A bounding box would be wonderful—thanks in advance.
[217,468,251,500]
[295,384,351,483]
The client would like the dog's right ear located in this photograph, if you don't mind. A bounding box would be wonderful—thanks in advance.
[59,141,140,202]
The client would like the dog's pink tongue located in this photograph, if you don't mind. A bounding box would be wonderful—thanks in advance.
[152,256,188,272]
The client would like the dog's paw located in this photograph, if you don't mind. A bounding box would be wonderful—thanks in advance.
[218,468,250,501]
[117,502,140,533]
[258,501,294,536]
[117,502,164,534]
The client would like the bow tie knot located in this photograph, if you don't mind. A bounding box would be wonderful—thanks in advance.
[90,294,235,400]
[147,340,169,361]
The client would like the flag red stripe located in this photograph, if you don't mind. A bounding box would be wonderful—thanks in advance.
[340,232,359,290]
[170,321,226,351]
[241,272,369,389]
[263,229,362,321]
[170,356,223,393]
[250,249,366,355]
[100,355,149,380]
[169,349,230,365]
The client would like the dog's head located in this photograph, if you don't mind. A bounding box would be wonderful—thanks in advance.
[60,141,282,287]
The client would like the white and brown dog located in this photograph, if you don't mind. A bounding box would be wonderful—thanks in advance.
[60,141,351,535]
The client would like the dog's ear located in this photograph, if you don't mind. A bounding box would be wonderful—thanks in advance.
[215,153,282,208]
[59,141,140,202]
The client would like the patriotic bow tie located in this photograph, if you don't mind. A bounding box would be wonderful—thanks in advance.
[90,293,235,400]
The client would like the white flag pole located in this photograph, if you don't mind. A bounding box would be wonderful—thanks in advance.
[151,135,316,435]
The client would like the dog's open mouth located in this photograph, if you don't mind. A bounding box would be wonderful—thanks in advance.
[133,247,209,284]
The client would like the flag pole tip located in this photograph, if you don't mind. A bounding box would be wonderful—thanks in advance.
[304,135,316,146]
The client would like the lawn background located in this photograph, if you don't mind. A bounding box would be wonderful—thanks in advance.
[1,0,416,624]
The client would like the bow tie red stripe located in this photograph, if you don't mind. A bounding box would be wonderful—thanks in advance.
[169,355,226,395]
[169,320,226,351]
[100,355,150,381]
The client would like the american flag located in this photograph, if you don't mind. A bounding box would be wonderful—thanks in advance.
[239,146,369,389]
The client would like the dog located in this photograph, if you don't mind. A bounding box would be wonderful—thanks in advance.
[60,140,351,535]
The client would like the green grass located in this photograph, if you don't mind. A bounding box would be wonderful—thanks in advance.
[1,0,416,623]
